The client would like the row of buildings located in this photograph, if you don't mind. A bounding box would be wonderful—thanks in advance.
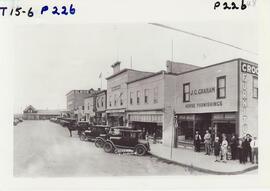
[66,58,258,148]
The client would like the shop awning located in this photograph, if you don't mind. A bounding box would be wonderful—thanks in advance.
[106,109,125,113]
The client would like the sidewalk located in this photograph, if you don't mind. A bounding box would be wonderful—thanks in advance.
[149,143,258,175]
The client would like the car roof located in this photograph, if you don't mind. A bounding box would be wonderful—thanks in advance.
[59,118,76,122]
[110,127,142,133]
[110,126,132,129]
[119,129,142,133]
[92,125,110,128]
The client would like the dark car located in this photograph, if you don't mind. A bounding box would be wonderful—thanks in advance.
[94,126,126,148]
[80,125,110,142]
[102,127,150,156]
[77,121,90,137]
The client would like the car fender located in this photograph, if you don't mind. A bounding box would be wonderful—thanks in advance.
[135,144,148,151]
[95,137,105,142]
[105,140,116,148]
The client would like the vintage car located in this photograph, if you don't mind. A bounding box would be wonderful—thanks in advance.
[77,121,90,136]
[102,127,150,156]
[79,125,110,142]
[94,126,126,148]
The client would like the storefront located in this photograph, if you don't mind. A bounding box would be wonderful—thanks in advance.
[128,113,163,140]
[176,112,237,148]
[106,109,126,126]
[95,112,107,125]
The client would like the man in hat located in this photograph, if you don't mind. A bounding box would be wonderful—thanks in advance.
[250,136,258,164]
[204,130,211,155]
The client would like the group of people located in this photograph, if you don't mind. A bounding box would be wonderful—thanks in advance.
[194,130,258,164]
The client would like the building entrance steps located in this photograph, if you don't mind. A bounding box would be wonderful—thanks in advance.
[149,143,258,175]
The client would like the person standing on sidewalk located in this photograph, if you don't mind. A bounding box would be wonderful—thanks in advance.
[250,136,258,164]
[237,138,244,164]
[214,137,221,162]
[246,134,253,163]
[194,131,202,152]
[230,134,238,160]
[221,136,228,163]
[242,136,249,163]
[204,130,211,155]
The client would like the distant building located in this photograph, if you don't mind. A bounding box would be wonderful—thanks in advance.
[95,90,107,125]
[84,95,95,122]
[106,61,154,126]
[22,105,61,120]
[83,89,107,124]
[66,89,96,119]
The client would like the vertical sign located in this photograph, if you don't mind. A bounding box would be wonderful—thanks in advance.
[241,73,248,135]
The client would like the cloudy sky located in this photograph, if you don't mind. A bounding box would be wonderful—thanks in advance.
[11,1,259,114]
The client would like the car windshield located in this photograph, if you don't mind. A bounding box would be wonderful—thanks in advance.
[130,132,139,139]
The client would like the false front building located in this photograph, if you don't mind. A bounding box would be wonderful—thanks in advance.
[170,58,258,148]
[126,61,199,144]
[106,61,153,126]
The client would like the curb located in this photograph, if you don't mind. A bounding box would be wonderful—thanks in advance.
[149,152,258,175]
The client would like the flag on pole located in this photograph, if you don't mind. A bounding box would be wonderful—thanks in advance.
[99,72,102,79]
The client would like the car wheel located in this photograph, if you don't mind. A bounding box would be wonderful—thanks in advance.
[80,134,86,141]
[135,145,146,156]
[95,139,104,148]
[103,142,114,153]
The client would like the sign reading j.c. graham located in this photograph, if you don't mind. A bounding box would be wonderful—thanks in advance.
[190,87,215,96]
[241,62,258,75]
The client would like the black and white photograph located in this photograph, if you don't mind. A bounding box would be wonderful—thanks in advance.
[1,0,270,190]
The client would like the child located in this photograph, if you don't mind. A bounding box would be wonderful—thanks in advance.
[214,137,221,162]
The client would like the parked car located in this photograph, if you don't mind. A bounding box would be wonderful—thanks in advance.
[102,127,150,156]
[80,124,110,142]
[77,121,90,137]
[95,126,126,148]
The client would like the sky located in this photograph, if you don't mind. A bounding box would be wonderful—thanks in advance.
[11,1,259,114]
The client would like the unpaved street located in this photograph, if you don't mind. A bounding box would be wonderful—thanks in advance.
[14,120,200,177]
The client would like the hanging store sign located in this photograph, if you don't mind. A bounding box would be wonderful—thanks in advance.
[241,72,248,134]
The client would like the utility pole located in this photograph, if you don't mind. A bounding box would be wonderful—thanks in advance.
[130,56,133,69]
[170,39,174,160]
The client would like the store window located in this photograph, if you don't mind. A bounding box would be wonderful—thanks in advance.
[114,94,117,106]
[253,76,258,99]
[154,87,158,104]
[130,92,133,105]
[144,89,149,104]
[101,97,104,107]
[120,92,123,105]
[97,97,99,108]
[137,90,140,105]
[217,76,226,99]
[183,83,190,102]
[109,96,112,107]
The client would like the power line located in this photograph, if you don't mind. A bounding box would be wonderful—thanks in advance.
[149,23,258,55]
